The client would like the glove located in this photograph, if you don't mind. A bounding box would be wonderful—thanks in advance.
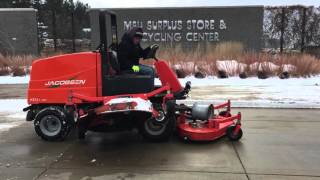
[145,44,159,59]
[132,65,140,72]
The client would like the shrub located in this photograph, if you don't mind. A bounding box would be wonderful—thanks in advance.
[3,45,319,78]
[0,67,10,76]
[175,69,187,78]
[194,71,206,79]
[11,67,26,76]
[239,72,248,79]
[160,44,320,78]
[0,53,35,76]
[213,41,244,59]
[257,71,269,79]
[279,71,290,79]
[217,70,228,78]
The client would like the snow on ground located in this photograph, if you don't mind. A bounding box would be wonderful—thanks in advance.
[157,76,320,108]
[0,99,28,113]
[0,75,30,84]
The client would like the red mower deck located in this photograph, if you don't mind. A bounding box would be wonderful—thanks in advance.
[177,101,242,141]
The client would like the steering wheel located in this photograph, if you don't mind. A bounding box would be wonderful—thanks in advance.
[147,44,159,60]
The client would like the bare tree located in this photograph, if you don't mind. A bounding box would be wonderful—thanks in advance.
[263,6,320,52]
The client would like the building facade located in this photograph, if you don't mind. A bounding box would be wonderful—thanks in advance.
[0,8,38,55]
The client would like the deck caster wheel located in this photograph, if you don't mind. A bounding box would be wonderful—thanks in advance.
[219,111,231,117]
[226,125,243,141]
[34,106,72,141]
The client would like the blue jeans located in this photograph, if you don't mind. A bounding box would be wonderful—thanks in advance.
[137,64,155,79]
[137,64,155,86]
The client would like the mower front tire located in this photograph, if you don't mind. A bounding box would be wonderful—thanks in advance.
[226,125,243,141]
[139,101,176,142]
[34,106,73,141]
[139,114,175,142]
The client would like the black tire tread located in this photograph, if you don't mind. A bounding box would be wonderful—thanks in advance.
[139,116,175,142]
[34,106,72,141]
[226,125,243,141]
[139,101,176,142]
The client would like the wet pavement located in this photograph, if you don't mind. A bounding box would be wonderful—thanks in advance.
[0,84,27,99]
[0,108,320,180]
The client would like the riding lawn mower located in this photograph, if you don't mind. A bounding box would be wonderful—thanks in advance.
[23,10,243,142]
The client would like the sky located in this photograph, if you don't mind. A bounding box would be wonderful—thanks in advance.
[80,0,320,8]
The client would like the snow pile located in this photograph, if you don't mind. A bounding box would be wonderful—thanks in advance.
[173,62,195,71]
[216,60,247,73]
[282,64,297,72]
[171,60,298,77]
[249,62,280,71]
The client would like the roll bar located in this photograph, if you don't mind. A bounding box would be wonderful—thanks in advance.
[98,10,118,50]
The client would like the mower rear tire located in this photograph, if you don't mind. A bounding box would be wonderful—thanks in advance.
[34,106,72,141]
[226,125,243,141]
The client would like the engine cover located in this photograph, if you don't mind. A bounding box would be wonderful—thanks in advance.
[191,103,214,120]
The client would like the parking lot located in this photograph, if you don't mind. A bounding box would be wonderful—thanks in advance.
[1,108,320,180]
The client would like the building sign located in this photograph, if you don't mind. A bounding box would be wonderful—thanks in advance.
[89,6,263,51]
[123,19,227,42]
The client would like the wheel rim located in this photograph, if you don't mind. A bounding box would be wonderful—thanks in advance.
[144,118,167,136]
[39,115,62,137]
[155,111,165,122]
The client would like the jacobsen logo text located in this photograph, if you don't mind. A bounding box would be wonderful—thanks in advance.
[45,80,86,86]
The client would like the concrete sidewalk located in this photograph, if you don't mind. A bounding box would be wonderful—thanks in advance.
[1,108,320,180]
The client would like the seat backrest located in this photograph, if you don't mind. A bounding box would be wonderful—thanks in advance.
[108,50,120,74]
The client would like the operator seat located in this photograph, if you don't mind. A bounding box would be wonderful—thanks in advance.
[109,50,120,74]
[108,50,134,75]
[102,50,154,96]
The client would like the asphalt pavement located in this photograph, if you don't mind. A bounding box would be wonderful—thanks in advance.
[1,108,320,180]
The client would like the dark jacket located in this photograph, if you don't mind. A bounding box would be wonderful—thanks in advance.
[118,28,150,71]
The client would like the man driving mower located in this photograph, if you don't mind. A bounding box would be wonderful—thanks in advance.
[118,27,158,77]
